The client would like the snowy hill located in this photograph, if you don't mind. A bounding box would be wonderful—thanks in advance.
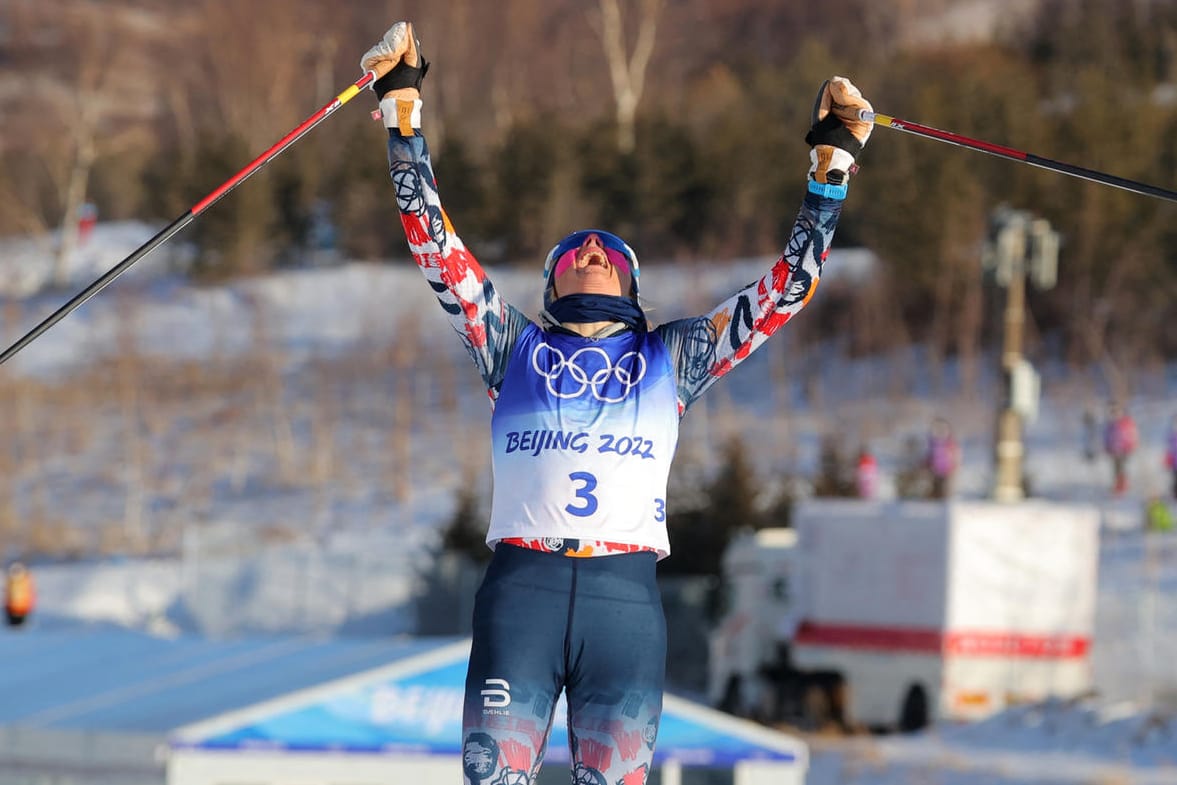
[2,222,1176,784]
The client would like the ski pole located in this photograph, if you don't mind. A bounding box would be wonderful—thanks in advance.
[0,71,379,367]
[859,109,1177,205]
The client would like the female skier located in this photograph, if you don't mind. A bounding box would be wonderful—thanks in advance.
[362,21,873,785]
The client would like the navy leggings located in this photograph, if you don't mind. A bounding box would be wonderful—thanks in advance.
[461,544,666,785]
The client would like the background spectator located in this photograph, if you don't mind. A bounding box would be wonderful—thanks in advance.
[1164,414,1177,499]
[855,446,879,500]
[1103,403,1138,496]
[926,418,960,499]
[4,563,35,628]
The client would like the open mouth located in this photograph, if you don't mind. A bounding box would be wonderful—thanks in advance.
[577,247,610,270]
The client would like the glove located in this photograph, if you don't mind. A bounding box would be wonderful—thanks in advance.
[805,76,873,186]
[360,21,430,101]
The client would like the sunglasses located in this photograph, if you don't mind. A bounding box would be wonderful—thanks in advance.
[543,230,640,285]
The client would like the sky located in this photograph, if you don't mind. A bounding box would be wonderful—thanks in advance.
[1,221,1176,784]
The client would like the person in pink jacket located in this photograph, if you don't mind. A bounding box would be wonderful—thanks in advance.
[1103,403,1138,495]
[1164,414,1177,499]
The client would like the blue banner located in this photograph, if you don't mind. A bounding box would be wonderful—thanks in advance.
[183,645,798,767]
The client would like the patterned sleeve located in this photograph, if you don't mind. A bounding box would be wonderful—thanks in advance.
[387,129,531,401]
[655,192,843,412]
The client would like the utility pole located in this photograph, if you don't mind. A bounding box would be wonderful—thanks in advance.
[983,207,1059,502]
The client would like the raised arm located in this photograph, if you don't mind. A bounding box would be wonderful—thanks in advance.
[362,22,529,401]
[657,77,874,411]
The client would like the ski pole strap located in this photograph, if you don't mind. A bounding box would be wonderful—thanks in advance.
[373,57,430,96]
[805,113,864,158]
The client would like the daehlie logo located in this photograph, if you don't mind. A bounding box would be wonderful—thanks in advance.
[481,678,511,710]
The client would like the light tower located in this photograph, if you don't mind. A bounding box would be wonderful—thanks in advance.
[982,206,1059,502]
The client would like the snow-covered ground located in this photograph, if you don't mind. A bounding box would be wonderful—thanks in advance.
[2,222,1176,783]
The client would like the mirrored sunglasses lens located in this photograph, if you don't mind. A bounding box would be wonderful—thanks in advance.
[546,232,636,278]
[603,248,631,275]
[552,247,630,277]
[552,249,577,277]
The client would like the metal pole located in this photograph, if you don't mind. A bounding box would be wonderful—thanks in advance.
[994,263,1026,501]
[993,218,1027,502]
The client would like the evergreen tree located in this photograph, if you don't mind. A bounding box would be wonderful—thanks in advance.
[663,436,763,576]
[182,131,280,280]
[486,115,564,262]
[812,433,858,497]
[441,479,492,565]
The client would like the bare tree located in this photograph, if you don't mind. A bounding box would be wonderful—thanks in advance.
[389,314,422,504]
[191,0,325,150]
[592,0,663,153]
[1,1,165,284]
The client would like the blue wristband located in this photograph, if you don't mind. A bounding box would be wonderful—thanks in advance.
[807,179,849,200]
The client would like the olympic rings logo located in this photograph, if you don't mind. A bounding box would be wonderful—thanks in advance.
[531,342,647,403]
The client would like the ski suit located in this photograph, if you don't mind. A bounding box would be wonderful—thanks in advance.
[386,122,843,785]
[927,431,959,499]
[1104,413,1138,495]
[1166,419,1177,499]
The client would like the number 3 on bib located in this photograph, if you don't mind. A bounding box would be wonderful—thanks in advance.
[563,473,666,523]
[565,471,599,517]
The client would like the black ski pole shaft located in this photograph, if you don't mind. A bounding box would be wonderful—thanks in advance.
[860,109,1177,204]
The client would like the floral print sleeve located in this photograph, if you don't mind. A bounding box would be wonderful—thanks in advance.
[387,129,530,402]
[655,192,843,413]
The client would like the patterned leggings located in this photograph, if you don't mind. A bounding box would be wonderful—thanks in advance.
[461,544,665,785]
